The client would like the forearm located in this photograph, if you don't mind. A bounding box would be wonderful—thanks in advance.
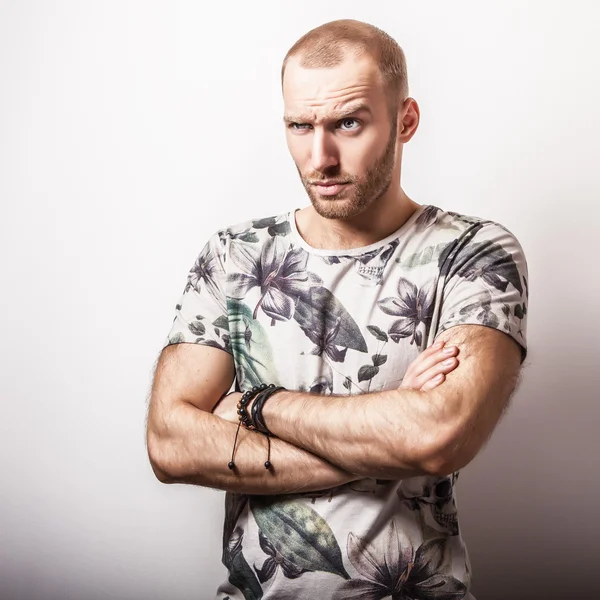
[262,387,449,479]
[147,400,358,495]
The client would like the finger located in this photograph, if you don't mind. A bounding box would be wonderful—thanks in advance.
[421,372,445,391]
[419,339,446,360]
[409,345,459,379]
[414,356,459,389]
[403,340,446,380]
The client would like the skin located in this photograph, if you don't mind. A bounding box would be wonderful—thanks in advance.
[147,339,459,494]
[146,51,522,492]
[232,325,520,479]
[282,54,420,250]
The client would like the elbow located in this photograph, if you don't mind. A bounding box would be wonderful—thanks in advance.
[411,427,473,477]
[146,430,176,484]
[418,453,465,478]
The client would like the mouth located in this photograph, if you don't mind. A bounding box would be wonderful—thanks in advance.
[310,181,351,196]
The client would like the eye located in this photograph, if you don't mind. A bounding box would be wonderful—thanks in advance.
[288,122,312,131]
[338,118,360,131]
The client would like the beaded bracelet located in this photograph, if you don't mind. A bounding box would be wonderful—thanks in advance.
[251,384,285,435]
[238,384,268,430]
[228,383,285,471]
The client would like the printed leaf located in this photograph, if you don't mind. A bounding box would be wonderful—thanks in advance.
[294,287,368,353]
[358,365,379,382]
[322,255,342,265]
[342,378,352,391]
[414,205,441,231]
[228,549,263,600]
[268,221,291,237]
[227,299,277,387]
[309,374,333,395]
[441,234,523,295]
[223,494,248,554]
[237,231,259,243]
[168,332,185,345]
[213,315,230,331]
[366,325,388,342]
[250,497,350,580]
[414,538,446,574]
[252,217,278,229]
[398,242,450,269]
[189,320,206,336]
[255,556,277,584]
[372,354,387,367]
[414,330,423,348]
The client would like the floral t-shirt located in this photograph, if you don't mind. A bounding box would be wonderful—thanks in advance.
[165,204,529,600]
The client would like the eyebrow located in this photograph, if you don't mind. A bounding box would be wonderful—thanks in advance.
[283,103,372,124]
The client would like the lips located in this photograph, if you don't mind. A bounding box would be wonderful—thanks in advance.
[311,182,350,196]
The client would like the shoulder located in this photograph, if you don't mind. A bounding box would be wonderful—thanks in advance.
[215,212,293,245]
[418,205,525,258]
[419,205,517,238]
[430,208,528,298]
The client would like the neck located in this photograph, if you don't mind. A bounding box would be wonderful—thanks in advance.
[295,187,419,251]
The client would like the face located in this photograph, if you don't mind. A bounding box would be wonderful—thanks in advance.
[283,54,399,220]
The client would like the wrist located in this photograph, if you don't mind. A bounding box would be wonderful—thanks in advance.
[260,388,289,435]
[240,384,286,435]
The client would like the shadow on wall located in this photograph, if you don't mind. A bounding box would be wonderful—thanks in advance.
[457,206,599,599]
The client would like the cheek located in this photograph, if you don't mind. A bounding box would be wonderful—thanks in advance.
[341,138,380,175]
[285,134,309,169]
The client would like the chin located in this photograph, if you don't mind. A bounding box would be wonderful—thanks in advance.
[307,189,369,221]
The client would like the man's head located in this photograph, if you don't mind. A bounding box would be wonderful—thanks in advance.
[282,20,418,220]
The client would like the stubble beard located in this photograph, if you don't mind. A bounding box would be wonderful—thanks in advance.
[299,118,398,220]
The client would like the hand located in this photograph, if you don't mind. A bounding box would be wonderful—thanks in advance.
[212,391,243,423]
[400,339,459,391]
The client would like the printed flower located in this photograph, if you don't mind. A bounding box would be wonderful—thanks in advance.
[254,531,307,583]
[229,236,317,322]
[308,315,348,362]
[333,521,466,600]
[378,278,435,347]
[456,289,499,328]
[186,241,227,314]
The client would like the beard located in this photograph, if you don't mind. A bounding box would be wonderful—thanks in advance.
[298,118,398,220]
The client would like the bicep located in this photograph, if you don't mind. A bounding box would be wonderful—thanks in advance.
[436,323,522,395]
[149,343,235,418]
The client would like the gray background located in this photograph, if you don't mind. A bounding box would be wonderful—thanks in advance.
[1,1,598,598]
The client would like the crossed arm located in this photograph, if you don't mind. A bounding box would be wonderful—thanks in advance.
[257,325,522,479]
[146,324,522,494]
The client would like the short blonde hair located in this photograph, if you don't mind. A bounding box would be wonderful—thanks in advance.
[281,19,409,112]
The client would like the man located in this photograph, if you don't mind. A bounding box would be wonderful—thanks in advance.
[146,19,528,600]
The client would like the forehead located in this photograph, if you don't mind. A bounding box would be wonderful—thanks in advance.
[282,55,385,120]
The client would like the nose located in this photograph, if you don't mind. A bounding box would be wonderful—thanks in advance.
[310,129,339,172]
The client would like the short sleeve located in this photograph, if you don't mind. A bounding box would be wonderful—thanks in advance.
[436,222,529,362]
[164,231,232,354]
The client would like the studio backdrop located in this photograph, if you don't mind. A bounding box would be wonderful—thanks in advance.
[1,1,598,599]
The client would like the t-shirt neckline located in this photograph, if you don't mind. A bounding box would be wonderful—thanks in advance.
[288,204,429,257]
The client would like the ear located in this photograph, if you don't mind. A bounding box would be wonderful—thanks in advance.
[398,97,420,142]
